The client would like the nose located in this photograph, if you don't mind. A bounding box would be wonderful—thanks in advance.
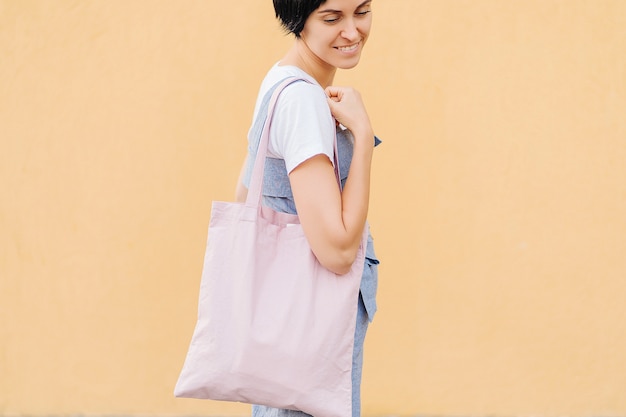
[340,18,359,41]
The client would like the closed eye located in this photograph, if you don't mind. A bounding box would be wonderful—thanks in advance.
[320,1,372,23]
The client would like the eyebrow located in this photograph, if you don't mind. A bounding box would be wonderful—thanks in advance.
[317,0,372,14]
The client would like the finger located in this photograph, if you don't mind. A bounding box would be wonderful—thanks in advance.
[325,86,342,99]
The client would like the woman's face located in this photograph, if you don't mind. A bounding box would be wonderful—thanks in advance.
[300,0,373,70]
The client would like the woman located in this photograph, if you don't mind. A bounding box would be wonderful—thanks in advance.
[236,1,380,416]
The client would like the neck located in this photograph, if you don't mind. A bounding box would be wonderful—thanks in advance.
[280,38,336,88]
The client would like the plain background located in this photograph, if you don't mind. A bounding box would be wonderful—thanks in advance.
[1,0,625,416]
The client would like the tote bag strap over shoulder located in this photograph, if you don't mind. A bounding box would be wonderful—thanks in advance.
[246,77,342,209]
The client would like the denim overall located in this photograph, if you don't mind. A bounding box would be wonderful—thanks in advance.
[243,79,380,417]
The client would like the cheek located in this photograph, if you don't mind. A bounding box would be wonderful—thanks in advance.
[360,22,372,37]
[301,25,333,47]
[359,17,373,36]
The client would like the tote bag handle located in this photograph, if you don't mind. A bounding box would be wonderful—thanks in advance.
[245,77,342,210]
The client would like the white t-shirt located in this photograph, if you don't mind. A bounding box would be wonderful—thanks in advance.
[249,63,335,173]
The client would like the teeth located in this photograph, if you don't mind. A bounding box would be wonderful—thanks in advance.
[338,43,359,52]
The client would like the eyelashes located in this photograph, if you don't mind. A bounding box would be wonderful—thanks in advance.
[323,10,371,24]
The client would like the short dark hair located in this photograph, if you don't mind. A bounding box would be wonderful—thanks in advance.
[273,0,327,37]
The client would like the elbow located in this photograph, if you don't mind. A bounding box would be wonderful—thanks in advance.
[319,247,358,276]
[235,182,248,203]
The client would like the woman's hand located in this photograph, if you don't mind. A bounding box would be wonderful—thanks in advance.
[325,86,374,140]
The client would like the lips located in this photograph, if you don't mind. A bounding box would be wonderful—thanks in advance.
[335,42,360,52]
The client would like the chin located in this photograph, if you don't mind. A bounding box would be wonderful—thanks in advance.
[337,58,362,70]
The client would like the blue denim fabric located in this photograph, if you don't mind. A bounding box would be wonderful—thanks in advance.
[244,78,380,417]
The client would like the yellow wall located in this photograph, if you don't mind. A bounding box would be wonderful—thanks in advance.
[1,1,625,416]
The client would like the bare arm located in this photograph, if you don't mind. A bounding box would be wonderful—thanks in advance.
[289,86,374,275]
[235,155,249,203]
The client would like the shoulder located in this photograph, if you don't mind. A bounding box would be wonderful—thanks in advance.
[274,81,333,133]
[278,81,328,112]
[262,64,327,109]
[265,67,331,126]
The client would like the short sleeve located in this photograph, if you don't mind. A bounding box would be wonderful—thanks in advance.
[269,81,335,174]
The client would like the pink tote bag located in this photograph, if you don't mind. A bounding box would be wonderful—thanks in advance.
[174,77,367,417]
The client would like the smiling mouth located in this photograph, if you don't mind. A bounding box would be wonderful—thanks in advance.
[335,42,360,52]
